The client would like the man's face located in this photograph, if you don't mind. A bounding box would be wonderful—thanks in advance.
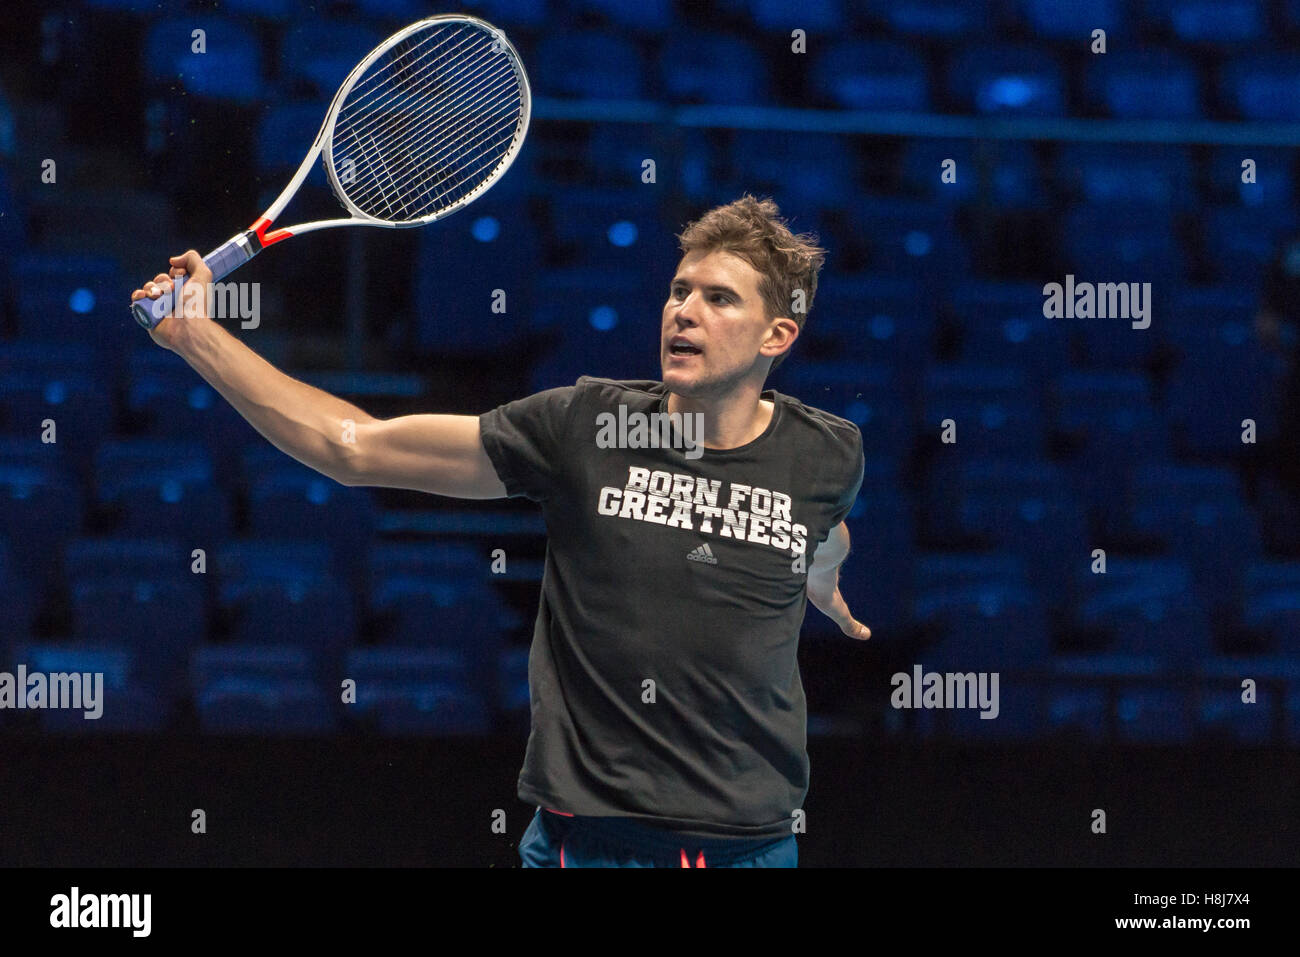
[661,249,794,397]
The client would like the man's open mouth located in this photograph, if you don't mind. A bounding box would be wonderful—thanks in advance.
[669,339,702,356]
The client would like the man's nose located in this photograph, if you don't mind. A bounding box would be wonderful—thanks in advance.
[673,291,701,322]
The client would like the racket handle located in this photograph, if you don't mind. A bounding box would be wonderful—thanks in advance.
[130,231,259,331]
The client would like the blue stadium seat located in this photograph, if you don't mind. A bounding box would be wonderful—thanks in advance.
[1057,143,1194,207]
[809,41,930,112]
[1050,370,1170,472]
[958,311,1069,387]
[123,347,249,457]
[256,104,327,173]
[1,370,113,461]
[143,18,264,103]
[800,275,935,367]
[279,21,385,97]
[63,536,184,580]
[219,0,296,19]
[1201,205,1299,285]
[839,198,967,278]
[215,540,355,651]
[192,645,336,734]
[1050,369,1175,530]
[13,644,168,732]
[527,267,662,390]
[953,460,1089,594]
[744,0,845,32]
[948,46,1066,117]
[1129,466,1263,611]
[0,340,96,379]
[497,646,531,713]
[1220,54,1300,121]
[920,364,1044,458]
[916,582,1051,667]
[344,647,490,734]
[1127,463,1242,532]
[922,393,1044,459]
[1162,320,1285,456]
[838,490,913,635]
[656,33,770,105]
[900,139,1044,207]
[218,532,338,577]
[585,123,662,185]
[1070,558,1214,660]
[1209,146,1294,207]
[0,538,39,644]
[914,552,1030,594]
[1060,208,1185,282]
[0,463,82,590]
[467,0,551,28]
[69,577,205,695]
[247,468,377,570]
[1198,655,1297,743]
[371,575,509,646]
[1085,50,1201,120]
[93,439,231,541]
[1020,0,1125,38]
[354,0,424,19]
[0,167,24,280]
[413,195,540,355]
[13,254,125,346]
[536,31,647,99]
[1240,564,1300,653]
[1047,654,1165,741]
[1115,686,1193,743]
[1147,0,1264,44]
[571,0,673,31]
[773,361,913,460]
[369,541,488,586]
[870,0,992,37]
[542,187,679,272]
[727,131,856,206]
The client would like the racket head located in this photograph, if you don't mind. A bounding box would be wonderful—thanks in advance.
[321,15,531,227]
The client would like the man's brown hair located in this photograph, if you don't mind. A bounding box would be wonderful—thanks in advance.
[676,194,827,371]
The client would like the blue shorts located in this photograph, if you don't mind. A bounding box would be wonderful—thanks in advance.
[519,807,798,868]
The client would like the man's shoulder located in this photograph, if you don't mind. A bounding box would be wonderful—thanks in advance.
[573,375,667,404]
[773,390,862,449]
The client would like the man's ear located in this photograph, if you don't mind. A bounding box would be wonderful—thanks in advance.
[760,315,800,360]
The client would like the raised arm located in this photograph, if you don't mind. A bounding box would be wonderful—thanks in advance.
[131,250,507,499]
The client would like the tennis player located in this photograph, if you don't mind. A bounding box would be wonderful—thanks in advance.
[131,194,869,868]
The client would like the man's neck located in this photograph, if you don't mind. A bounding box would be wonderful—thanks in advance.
[666,385,774,451]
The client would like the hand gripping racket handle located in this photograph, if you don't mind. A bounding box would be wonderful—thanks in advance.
[130,231,260,331]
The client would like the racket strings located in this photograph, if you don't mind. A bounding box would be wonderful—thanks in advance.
[339,42,521,217]
[341,42,517,191]
[330,22,525,222]
[345,48,519,209]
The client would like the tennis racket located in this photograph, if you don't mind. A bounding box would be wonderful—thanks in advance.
[131,13,530,330]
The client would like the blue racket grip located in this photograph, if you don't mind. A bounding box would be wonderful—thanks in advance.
[130,232,258,331]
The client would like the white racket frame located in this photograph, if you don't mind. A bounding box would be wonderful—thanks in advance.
[131,13,530,330]
[259,13,531,245]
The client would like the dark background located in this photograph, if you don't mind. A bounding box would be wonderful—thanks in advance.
[1,0,1299,866]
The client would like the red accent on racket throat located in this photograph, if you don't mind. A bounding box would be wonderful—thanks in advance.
[251,217,294,246]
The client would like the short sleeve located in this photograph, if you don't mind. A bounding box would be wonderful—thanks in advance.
[478,385,581,502]
[828,426,865,528]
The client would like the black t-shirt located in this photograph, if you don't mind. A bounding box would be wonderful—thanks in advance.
[479,376,865,845]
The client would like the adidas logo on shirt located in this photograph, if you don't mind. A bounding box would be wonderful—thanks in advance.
[686,543,718,565]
